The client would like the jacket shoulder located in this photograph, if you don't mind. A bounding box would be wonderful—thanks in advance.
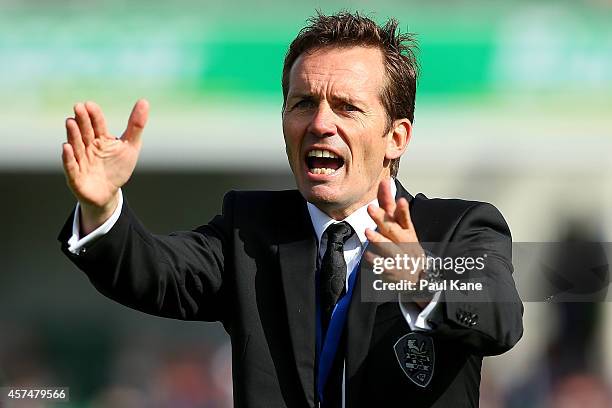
[410,192,510,240]
[412,192,500,215]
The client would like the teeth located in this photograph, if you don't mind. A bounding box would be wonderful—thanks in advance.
[310,168,337,175]
[307,149,339,159]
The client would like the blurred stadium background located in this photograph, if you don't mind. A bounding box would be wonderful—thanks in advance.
[1,0,611,406]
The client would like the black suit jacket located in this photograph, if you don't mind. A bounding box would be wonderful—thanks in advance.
[58,180,523,408]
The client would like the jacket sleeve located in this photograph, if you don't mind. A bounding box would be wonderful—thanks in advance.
[424,202,524,356]
[57,191,236,323]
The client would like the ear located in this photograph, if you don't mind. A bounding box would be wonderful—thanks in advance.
[384,118,412,160]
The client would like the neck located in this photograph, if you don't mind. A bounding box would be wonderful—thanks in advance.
[324,200,374,221]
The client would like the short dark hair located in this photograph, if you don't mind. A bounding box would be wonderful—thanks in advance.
[282,11,419,177]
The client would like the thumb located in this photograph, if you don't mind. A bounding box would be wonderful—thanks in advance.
[122,98,149,144]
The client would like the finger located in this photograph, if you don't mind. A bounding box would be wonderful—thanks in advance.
[365,229,405,259]
[367,204,387,234]
[394,197,413,230]
[62,142,79,179]
[66,118,86,164]
[377,178,396,216]
[368,204,409,242]
[121,98,149,144]
[365,229,404,259]
[84,101,110,138]
[365,227,392,244]
[73,102,95,146]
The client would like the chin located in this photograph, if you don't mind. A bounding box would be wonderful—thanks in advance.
[299,182,351,210]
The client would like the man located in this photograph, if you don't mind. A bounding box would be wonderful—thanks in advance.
[58,12,523,408]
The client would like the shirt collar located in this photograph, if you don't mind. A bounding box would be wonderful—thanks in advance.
[306,178,397,245]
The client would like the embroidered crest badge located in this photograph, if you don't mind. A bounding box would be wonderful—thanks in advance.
[393,332,435,388]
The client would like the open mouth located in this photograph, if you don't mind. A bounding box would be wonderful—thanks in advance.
[305,149,345,175]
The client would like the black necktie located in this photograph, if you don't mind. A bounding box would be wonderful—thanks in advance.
[319,221,354,336]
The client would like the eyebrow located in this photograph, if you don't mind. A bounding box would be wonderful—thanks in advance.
[333,93,364,106]
[286,92,365,106]
[287,93,315,101]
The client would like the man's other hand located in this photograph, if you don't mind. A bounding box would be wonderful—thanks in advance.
[364,179,431,308]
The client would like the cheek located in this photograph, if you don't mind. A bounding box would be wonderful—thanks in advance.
[282,121,300,156]
[352,136,386,172]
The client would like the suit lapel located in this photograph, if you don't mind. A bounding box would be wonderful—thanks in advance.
[346,260,378,406]
[346,179,413,406]
[278,196,318,407]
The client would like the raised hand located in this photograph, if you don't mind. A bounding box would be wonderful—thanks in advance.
[62,99,149,234]
[364,178,431,307]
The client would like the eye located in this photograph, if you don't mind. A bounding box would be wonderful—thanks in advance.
[293,99,316,109]
[343,103,359,112]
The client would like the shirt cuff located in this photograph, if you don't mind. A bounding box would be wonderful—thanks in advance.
[398,290,442,331]
[66,189,124,255]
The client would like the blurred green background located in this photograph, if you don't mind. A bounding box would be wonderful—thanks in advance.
[1,0,611,407]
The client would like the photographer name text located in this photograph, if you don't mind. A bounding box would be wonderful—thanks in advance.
[373,279,483,292]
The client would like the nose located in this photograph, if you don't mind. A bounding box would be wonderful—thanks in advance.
[307,102,337,138]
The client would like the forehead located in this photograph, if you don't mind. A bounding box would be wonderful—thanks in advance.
[288,46,386,98]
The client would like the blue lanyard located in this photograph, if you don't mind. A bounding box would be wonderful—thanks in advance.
[316,259,360,403]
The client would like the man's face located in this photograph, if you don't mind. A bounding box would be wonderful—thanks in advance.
[283,46,396,218]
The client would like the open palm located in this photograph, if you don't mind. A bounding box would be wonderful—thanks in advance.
[62,99,149,209]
